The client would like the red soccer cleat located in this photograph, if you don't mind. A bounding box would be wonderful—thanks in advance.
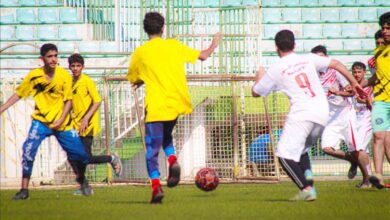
[167,155,181,188]
[150,185,164,204]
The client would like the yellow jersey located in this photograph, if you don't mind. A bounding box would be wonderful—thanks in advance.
[71,73,101,137]
[16,66,73,131]
[127,37,200,122]
[373,45,390,102]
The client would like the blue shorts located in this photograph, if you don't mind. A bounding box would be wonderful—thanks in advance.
[371,101,390,133]
[22,120,89,177]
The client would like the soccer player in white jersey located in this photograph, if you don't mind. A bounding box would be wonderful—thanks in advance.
[351,62,373,188]
[252,30,365,201]
[311,45,371,187]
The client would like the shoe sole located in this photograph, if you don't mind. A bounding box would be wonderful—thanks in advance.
[167,163,180,188]
[150,192,164,204]
[113,152,123,176]
[369,176,384,189]
[348,165,358,179]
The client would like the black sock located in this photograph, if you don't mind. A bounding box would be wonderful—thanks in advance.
[89,155,112,164]
[279,157,310,190]
[299,153,313,186]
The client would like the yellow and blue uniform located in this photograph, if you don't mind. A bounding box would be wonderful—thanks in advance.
[16,66,89,177]
[71,73,101,137]
[372,45,390,132]
[127,37,200,179]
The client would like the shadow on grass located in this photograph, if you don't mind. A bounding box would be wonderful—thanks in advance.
[264,199,292,203]
[110,200,149,204]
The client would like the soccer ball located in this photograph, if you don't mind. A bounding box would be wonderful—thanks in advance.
[195,167,219,192]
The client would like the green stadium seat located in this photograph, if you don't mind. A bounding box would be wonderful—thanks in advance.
[38,8,58,23]
[39,0,59,6]
[321,8,339,22]
[263,9,281,23]
[12,44,37,52]
[60,8,80,23]
[242,0,258,6]
[338,0,356,6]
[301,8,321,22]
[100,41,118,52]
[375,0,390,6]
[359,8,377,22]
[356,0,375,5]
[341,24,359,38]
[79,42,100,52]
[303,41,320,52]
[378,8,390,17]
[16,26,35,40]
[16,9,36,24]
[318,0,337,6]
[282,8,301,22]
[323,25,341,38]
[0,0,17,6]
[343,40,361,50]
[0,26,14,40]
[204,0,219,7]
[19,0,36,6]
[303,24,322,38]
[261,0,280,6]
[361,39,375,50]
[37,26,57,40]
[58,42,75,52]
[223,0,242,6]
[280,0,299,6]
[300,0,318,6]
[339,8,358,22]
[0,13,15,24]
[263,25,279,39]
[59,26,80,40]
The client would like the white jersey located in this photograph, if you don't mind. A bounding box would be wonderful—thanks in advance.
[353,87,373,120]
[319,68,350,106]
[253,53,329,126]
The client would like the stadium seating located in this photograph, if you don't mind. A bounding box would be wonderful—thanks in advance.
[361,39,375,50]
[0,0,17,6]
[282,8,301,22]
[60,8,80,23]
[263,25,279,39]
[16,8,36,24]
[321,8,340,22]
[337,0,356,6]
[322,25,342,38]
[38,8,58,23]
[301,8,321,22]
[280,0,299,6]
[300,0,319,6]
[39,0,60,6]
[377,8,389,17]
[261,0,280,6]
[341,24,359,38]
[100,41,118,52]
[15,26,35,40]
[343,39,362,50]
[223,0,242,6]
[359,8,377,22]
[262,9,281,23]
[0,26,14,40]
[12,44,37,53]
[356,0,375,5]
[0,13,15,24]
[79,42,100,52]
[303,24,323,38]
[242,0,258,6]
[37,26,58,40]
[58,42,75,52]
[58,26,80,40]
[339,8,358,22]
[318,0,337,6]
[19,0,36,6]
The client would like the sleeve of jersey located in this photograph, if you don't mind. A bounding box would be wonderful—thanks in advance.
[127,50,141,83]
[307,54,331,73]
[179,41,200,64]
[87,78,102,103]
[336,72,350,88]
[15,73,33,99]
[252,72,276,96]
[62,73,73,101]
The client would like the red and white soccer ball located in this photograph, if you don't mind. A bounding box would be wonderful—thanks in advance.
[195,167,219,192]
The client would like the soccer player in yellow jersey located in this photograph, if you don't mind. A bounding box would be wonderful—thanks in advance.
[127,12,221,204]
[362,12,390,189]
[0,44,91,200]
[68,54,122,195]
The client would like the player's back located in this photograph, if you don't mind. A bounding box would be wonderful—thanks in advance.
[267,53,329,125]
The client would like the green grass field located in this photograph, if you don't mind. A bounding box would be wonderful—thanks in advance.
[1,181,389,220]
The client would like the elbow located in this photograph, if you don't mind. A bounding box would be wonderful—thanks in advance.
[251,87,260,97]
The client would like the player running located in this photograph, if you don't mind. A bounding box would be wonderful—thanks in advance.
[252,30,365,201]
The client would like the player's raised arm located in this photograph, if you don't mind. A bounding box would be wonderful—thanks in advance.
[198,32,222,61]
[0,93,21,115]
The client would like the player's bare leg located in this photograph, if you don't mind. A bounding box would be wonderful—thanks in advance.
[323,147,358,179]
[369,131,386,189]
[354,151,372,188]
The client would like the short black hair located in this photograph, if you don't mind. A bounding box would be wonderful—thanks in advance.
[143,12,164,35]
[352,62,366,71]
[311,45,328,56]
[379,11,390,27]
[375,30,383,39]
[68,53,84,66]
[274,30,295,52]
[40,43,58,56]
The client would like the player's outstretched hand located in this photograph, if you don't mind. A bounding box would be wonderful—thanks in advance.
[211,32,222,48]
[352,83,367,100]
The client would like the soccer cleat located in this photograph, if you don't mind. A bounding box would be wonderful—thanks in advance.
[348,162,358,179]
[150,186,164,204]
[12,189,29,200]
[384,183,390,188]
[110,152,123,176]
[74,188,93,196]
[355,181,372,189]
[167,161,181,188]
[80,180,93,196]
[369,174,384,189]
[290,188,316,202]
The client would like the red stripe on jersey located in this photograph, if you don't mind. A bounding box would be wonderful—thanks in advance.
[367,57,376,69]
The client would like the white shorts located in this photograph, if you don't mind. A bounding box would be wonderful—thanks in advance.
[356,110,372,153]
[321,105,363,151]
[276,119,324,162]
